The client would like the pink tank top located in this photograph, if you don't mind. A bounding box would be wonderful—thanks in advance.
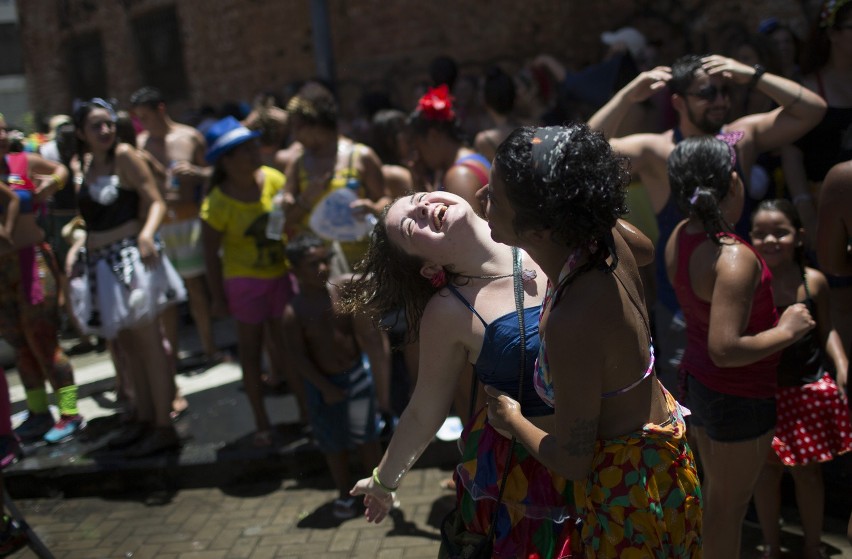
[675,229,779,398]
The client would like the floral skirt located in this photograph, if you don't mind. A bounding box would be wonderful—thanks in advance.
[454,406,580,559]
[575,385,703,558]
[773,373,852,466]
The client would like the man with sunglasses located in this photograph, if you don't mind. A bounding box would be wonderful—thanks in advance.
[588,53,826,397]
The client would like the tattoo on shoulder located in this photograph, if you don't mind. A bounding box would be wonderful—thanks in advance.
[560,417,598,457]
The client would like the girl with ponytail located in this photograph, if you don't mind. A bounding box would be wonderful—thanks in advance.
[665,136,816,559]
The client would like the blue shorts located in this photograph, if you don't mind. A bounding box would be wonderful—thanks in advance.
[686,374,776,442]
[305,358,379,454]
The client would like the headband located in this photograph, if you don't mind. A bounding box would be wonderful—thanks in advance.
[820,0,851,28]
[531,126,570,183]
[72,98,117,122]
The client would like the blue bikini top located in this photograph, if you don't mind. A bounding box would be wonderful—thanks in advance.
[446,285,552,417]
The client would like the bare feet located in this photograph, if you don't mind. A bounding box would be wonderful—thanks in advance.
[171,393,189,421]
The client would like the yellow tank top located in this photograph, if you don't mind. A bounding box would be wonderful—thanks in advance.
[295,141,371,268]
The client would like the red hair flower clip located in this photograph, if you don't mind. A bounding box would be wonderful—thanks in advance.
[417,84,456,122]
[429,268,448,288]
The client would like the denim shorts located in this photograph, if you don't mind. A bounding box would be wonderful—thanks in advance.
[304,357,378,454]
[686,374,776,442]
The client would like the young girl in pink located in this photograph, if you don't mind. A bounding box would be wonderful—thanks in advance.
[200,117,305,446]
[750,199,851,559]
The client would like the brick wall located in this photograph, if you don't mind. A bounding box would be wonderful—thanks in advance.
[16,0,814,125]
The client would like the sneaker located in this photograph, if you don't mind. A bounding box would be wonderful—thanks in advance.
[0,516,28,557]
[13,412,54,443]
[0,435,22,469]
[43,415,84,444]
[332,498,358,519]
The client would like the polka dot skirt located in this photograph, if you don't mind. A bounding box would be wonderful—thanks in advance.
[772,373,852,466]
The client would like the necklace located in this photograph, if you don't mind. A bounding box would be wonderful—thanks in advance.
[455,269,538,282]
[456,271,513,280]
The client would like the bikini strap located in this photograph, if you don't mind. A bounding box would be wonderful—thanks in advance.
[445,284,488,327]
[801,263,813,301]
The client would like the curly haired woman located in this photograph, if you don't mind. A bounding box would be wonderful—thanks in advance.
[482,124,703,557]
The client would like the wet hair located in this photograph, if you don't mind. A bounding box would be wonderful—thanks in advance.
[493,124,629,252]
[800,1,852,74]
[752,198,806,267]
[286,83,338,131]
[337,202,436,340]
[668,54,706,96]
[483,65,516,116]
[667,136,735,244]
[370,109,407,165]
[129,86,164,109]
[72,99,118,163]
[285,232,326,267]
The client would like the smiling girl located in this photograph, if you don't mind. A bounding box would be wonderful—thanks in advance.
[749,199,851,559]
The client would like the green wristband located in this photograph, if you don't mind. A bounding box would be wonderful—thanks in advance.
[372,467,398,492]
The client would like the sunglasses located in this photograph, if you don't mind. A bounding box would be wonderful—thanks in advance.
[686,84,731,101]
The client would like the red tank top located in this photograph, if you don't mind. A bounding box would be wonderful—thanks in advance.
[675,228,779,398]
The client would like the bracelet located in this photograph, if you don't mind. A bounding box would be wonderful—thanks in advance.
[372,467,398,493]
[749,64,766,89]
[792,193,812,204]
[50,173,66,191]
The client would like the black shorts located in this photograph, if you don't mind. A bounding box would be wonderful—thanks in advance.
[686,374,776,442]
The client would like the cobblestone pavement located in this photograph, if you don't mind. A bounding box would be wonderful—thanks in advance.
[2,316,850,558]
[5,466,852,559]
[8,467,454,559]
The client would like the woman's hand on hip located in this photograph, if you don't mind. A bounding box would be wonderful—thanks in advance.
[137,233,159,269]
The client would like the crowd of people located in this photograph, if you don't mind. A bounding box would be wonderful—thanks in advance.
[1,0,851,556]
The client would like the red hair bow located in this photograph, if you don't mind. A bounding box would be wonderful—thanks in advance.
[417,84,456,122]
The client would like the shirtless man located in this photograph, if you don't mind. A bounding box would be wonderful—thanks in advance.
[588,54,827,391]
[130,87,220,378]
[282,233,384,519]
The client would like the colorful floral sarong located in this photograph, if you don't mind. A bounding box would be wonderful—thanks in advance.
[454,406,580,559]
[575,385,702,557]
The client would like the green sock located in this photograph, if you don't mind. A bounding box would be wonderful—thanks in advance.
[24,388,49,414]
[57,385,79,417]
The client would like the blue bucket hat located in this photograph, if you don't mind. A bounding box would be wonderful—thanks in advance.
[204,116,260,163]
